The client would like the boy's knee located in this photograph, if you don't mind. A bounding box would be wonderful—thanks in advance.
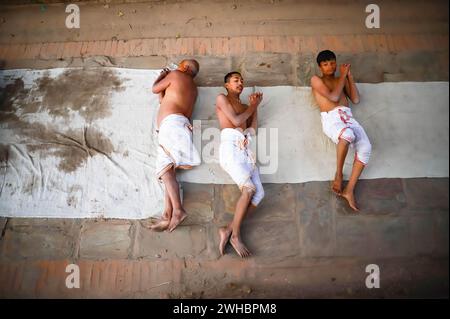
[340,128,355,144]
[251,186,265,207]
[357,140,372,164]
[241,185,256,198]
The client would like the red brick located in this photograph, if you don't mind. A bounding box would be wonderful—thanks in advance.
[89,261,101,290]
[180,38,193,55]
[80,41,90,57]
[0,45,7,59]
[243,36,254,53]
[138,39,150,56]
[222,37,230,56]
[1,44,12,59]
[103,40,113,56]
[361,35,378,52]
[55,42,65,59]
[111,40,120,57]
[18,44,28,59]
[315,36,328,53]
[67,41,83,58]
[320,35,341,53]
[374,34,389,53]
[203,38,213,55]
[229,37,241,56]
[336,35,354,53]
[152,38,162,56]
[131,261,141,292]
[168,38,179,56]
[161,38,170,55]
[85,41,97,56]
[193,38,201,55]
[391,35,407,52]
[263,37,274,53]
[46,42,64,59]
[301,36,319,53]
[287,36,300,54]
[212,37,223,56]
[5,44,23,60]
[254,36,265,52]
[385,34,397,53]
[128,39,143,56]
[80,260,94,289]
[92,40,107,56]
[61,42,73,58]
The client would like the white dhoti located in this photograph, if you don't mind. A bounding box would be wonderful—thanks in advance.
[156,113,201,179]
[219,128,265,206]
[320,106,372,165]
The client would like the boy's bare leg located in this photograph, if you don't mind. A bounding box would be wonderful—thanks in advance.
[160,168,187,232]
[219,202,256,256]
[219,188,253,257]
[150,185,172,231]
[333,138,350,195]
[341,159,365,211]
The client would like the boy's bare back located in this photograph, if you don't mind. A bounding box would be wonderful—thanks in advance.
[157,70,198,126]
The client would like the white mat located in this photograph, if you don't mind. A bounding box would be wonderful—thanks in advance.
[0,68,448,218]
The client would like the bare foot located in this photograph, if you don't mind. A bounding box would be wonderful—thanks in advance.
[218,227,232,256]
[341,189,359,212]
[144,209,171,232]
[230,235,251,258]
[150,219,170,232]
[332,173,343,195]
[168,209,187,232]
[162,209,171,220]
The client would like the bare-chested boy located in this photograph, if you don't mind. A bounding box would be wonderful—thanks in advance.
[216,72,264,258]
[311,50,372,211]
[151,59,201,231]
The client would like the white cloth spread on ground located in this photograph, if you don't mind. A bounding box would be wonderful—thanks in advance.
[156,113,201,179]
[320,106,372,165]
[0,67,448,219]
[219,128,264,206]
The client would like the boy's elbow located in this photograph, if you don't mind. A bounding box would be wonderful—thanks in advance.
[232,119,241,127]
[330,95,339,103]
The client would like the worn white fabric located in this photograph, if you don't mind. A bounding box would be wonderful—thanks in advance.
[0,67,448,219]
[219,128,265,206]
[320,106,372,164]
[156,113,201,179]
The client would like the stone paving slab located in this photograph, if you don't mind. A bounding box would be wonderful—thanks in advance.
[297,182,336,257]
[0,217,7,235]
[134,223,207,260]
[402,178,449,212]
[79,219,132,259]
[0,178,447,298]
[0,218,81,261]
[351,178,407,215]
[434,211,449,256]
[181,182,214,226]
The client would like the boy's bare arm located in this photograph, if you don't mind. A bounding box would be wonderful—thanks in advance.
[310,64,350,102]
[216,94,258,127]
[245,110,258,136]
[344,69,360,104]
[152,69,171,94]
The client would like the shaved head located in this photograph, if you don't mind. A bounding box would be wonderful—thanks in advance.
[180,59,200,77]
